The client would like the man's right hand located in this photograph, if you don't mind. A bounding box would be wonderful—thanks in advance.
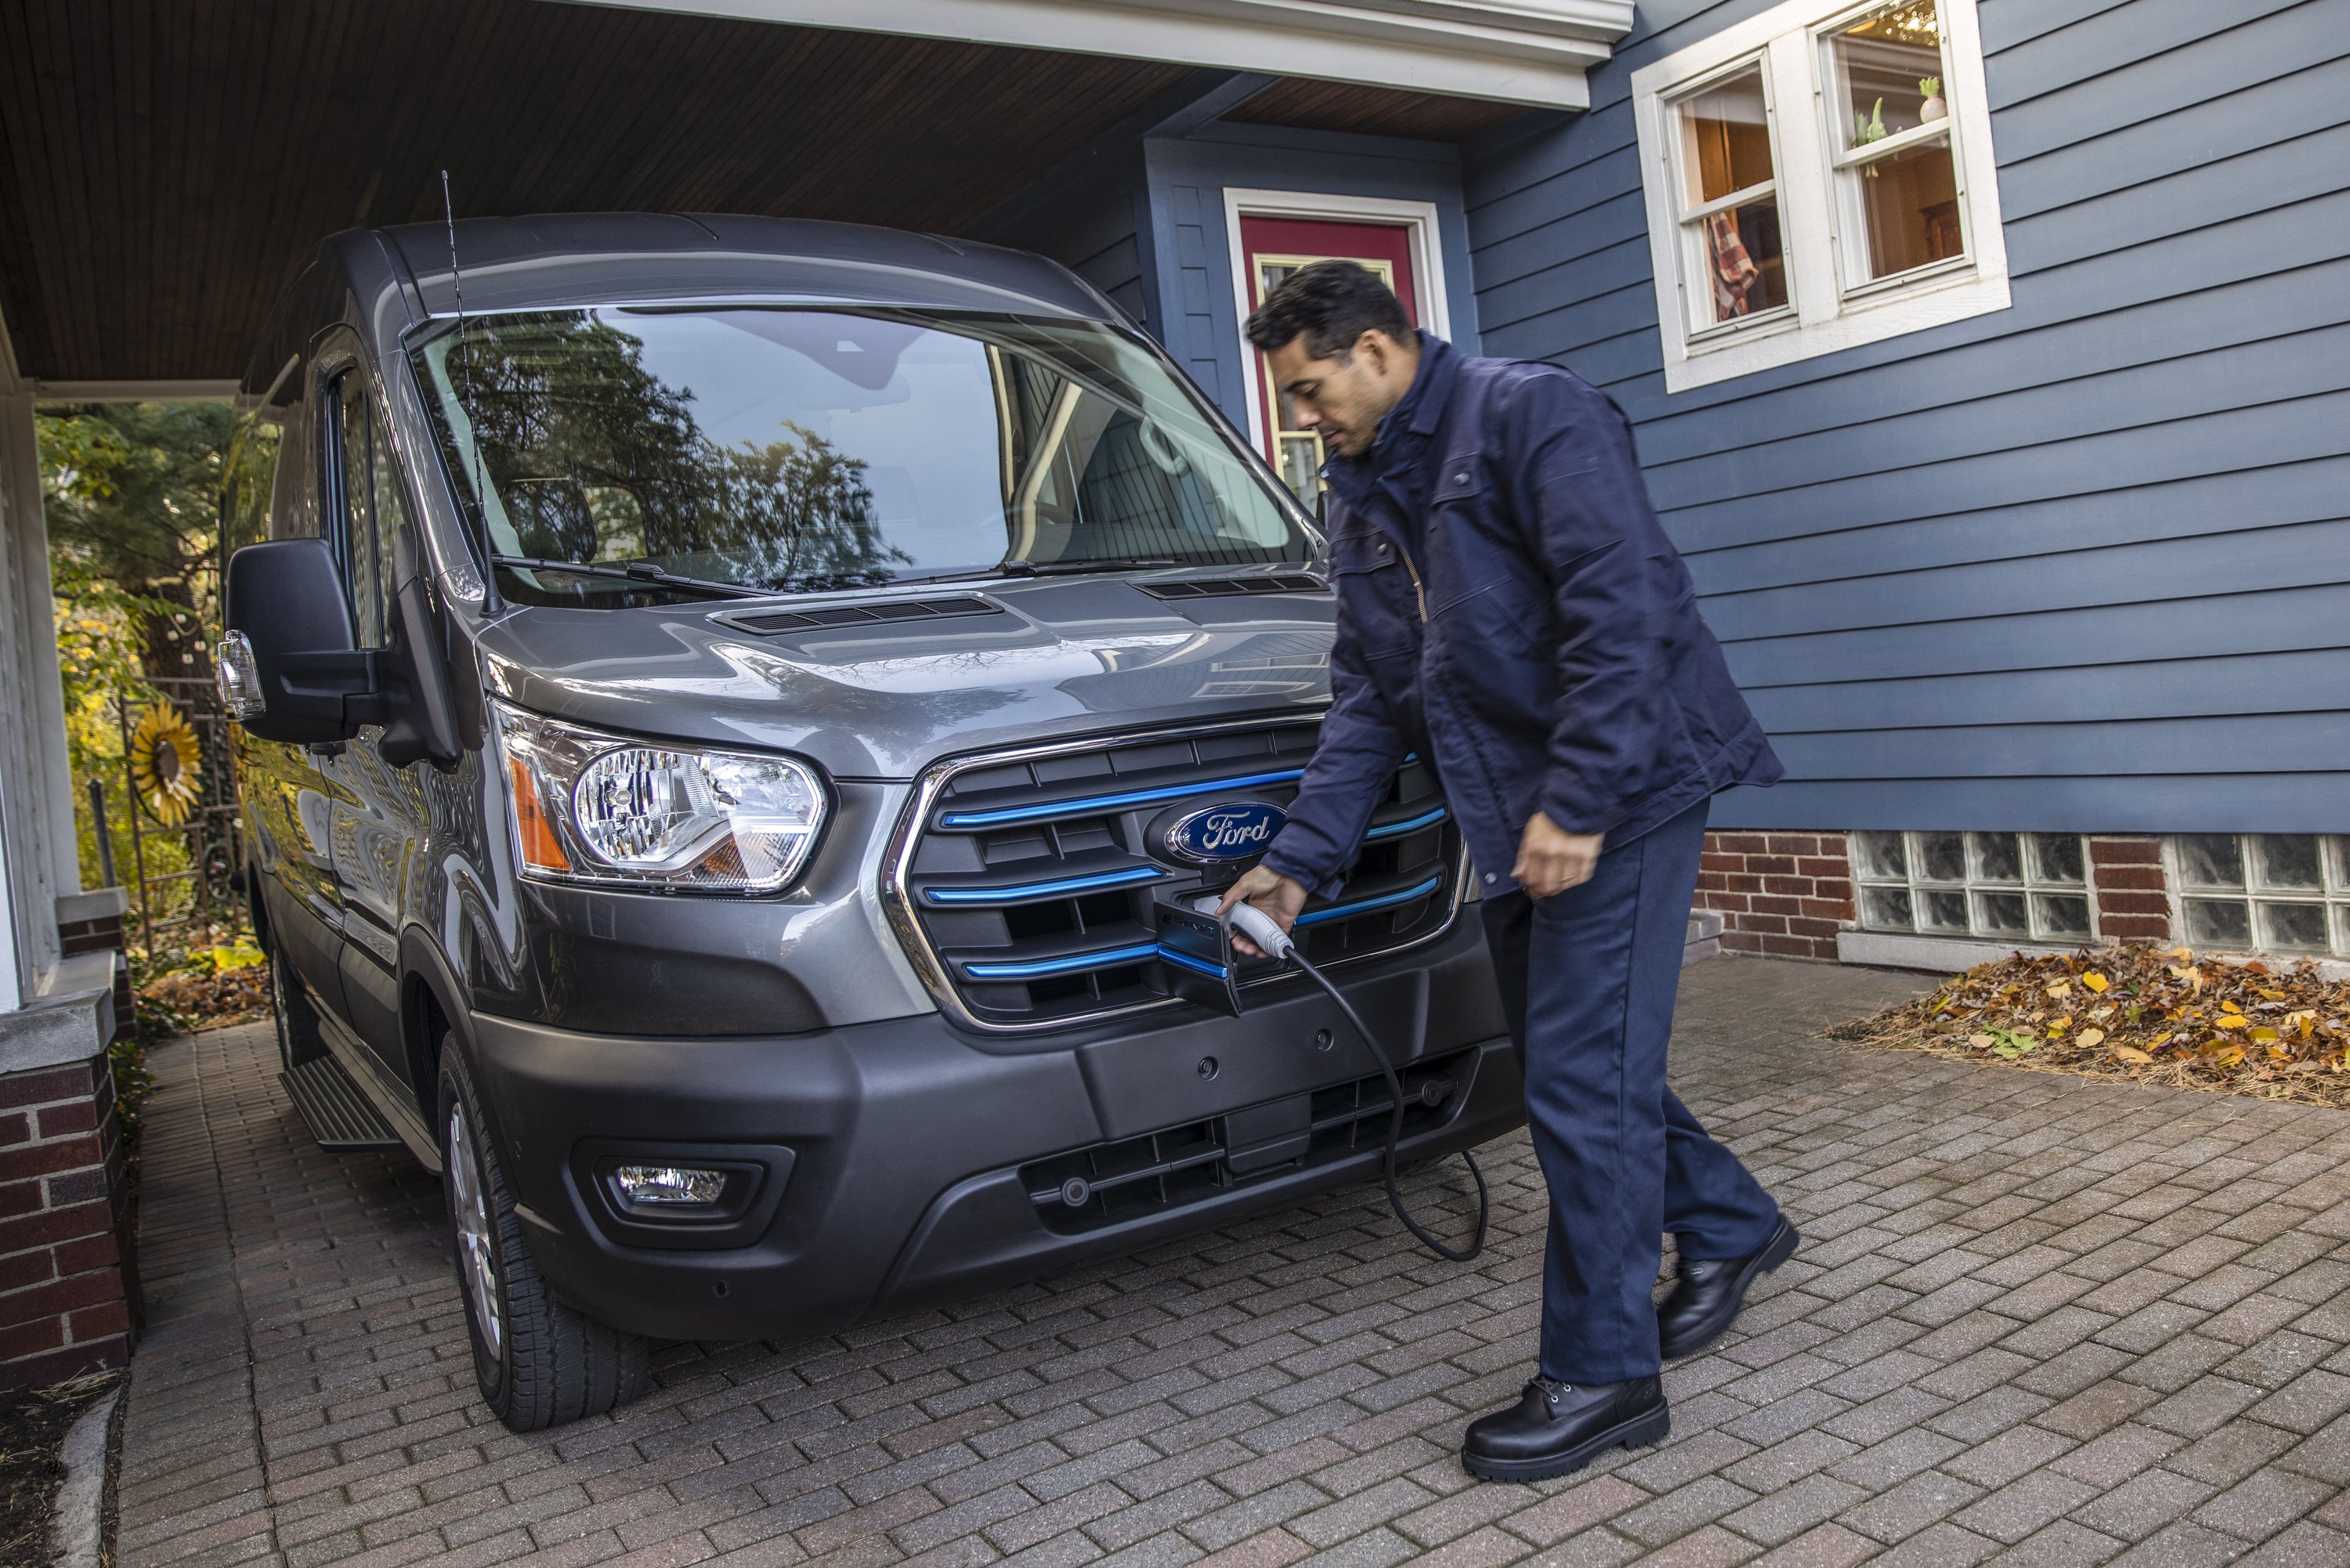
[1216,866,1308,958]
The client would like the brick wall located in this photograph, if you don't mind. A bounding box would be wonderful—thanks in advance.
[0,1051,140,1386]
[1696,832,1855,962]
[2089,835,2172,943]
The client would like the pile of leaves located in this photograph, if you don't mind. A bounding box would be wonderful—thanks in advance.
[1831,944,2350,1107]
[132,933,269,1041]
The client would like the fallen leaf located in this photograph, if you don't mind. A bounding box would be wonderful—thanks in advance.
[2076,1028,2106,1049]
[2251,1027,2280,1044]
[2083,974,2110,993]
[2113,1046,2153,1064]
[2210,1045,2246,1068]
[2215,1013,2249,1029]
[2148,1031,2173,1049]
[2046,981,2072,999]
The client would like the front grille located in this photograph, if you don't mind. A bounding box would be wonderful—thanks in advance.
[888,718,1462,1030]
[1020,1050,1474,1233]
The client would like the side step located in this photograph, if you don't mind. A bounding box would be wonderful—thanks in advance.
[281,1054,404,1151]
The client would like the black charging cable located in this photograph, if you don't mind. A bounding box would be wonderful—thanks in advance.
[1224,902,1489,1263]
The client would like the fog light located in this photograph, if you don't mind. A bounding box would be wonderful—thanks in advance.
[613,1164,727,1206]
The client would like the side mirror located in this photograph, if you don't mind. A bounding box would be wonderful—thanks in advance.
[219,539,387,744]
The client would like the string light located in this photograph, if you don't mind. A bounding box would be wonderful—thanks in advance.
[1850,1,1940,45]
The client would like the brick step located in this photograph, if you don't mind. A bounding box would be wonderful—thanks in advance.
[1684,909,1723,966]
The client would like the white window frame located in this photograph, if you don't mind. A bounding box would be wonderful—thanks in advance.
[1631,0,2008,393]
[1221,189,1453,472]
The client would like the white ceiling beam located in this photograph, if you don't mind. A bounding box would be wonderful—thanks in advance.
[559,0,1637,109]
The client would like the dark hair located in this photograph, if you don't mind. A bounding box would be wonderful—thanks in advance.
[1244,260,1413,359]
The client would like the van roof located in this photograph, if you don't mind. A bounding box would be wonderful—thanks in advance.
[375,211,1118,326]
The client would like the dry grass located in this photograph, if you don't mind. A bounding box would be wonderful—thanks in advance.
[1829,943,2350,1109]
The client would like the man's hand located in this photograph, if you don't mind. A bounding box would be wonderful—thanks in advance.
[1513,813,1603,899]
[1217,866,1308,958]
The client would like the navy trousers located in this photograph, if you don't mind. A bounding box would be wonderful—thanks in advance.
[1480,800,1781,1385]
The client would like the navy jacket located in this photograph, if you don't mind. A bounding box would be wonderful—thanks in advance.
[1260,338,1781,899]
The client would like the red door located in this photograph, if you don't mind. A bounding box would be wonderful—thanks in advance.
[1238,215,1422,505]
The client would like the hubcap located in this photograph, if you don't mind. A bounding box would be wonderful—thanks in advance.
[446,1102,503,1360]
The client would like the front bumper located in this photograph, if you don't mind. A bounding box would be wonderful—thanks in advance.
[466,916,1520,1341]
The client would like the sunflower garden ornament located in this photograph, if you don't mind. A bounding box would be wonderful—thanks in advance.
[130,702,203,827]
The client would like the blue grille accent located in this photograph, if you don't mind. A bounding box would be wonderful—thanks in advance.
[938,767,1307,829]
[1364,806,1448,841]
[1155,945,1232,980]
[924,865,1169,906]
[964,942,1162,981]
[1296,876,1444,927]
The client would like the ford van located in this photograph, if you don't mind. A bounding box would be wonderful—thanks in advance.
[217,214,1521,1429]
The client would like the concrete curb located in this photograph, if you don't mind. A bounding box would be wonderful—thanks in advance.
[46,1384,119,1568]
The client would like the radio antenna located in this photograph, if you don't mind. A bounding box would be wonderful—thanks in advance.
[441,170,502,615]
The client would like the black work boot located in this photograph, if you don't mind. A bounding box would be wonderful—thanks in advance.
[1461,1375,1670,1483]
[1658,1214,1801,1360]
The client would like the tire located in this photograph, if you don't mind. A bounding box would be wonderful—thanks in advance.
[438,1042,648,1431]
[266,926,328,1071]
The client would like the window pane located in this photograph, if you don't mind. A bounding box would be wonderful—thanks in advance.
[1861,885,1913,930]
[2254,835,2323,891]
[1918,889,1969,933]
[2179,834,2245,890]
[1847,140,1962,284]
[1678,67,1774,206]
[1829,2,1945,152]
[1692,200,1788,326]
[1972,833,2021,883]
[2034,894,2092,942]
[1918,833,1966,883]
[1852,830,1907,882]
[2029,834,2084,885]
[1974,891,2028,937]
[2258,902,2328,953]
[2183,898,2251,949]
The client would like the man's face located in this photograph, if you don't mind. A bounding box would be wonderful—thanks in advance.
[1264,331,1413,461]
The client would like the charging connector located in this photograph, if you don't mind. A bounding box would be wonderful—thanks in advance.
[1191,894,1488,1263]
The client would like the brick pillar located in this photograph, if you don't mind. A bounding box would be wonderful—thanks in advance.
[56,887,134,1042]
[0,1026,140,1386]
[1697,832,1854,962]
[2089,836,2171,944]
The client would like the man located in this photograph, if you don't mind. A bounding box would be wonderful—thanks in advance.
[1220,262,1794,1483]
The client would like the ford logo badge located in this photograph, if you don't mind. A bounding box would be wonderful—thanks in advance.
[1165,801,1288,863]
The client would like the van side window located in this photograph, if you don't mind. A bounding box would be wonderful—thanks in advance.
[326,370,403,649]
[219,417,283,555]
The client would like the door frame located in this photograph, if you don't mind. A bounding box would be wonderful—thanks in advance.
[1222,189,1455,471]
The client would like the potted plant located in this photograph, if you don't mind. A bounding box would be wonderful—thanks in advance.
[1918,76,1946,124]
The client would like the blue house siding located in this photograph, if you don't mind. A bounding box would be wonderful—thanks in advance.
[1462,0,2350,833]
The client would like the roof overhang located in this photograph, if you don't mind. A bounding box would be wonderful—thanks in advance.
[564,0,1639,109]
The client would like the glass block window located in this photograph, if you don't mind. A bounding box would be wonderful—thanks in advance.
[2175,835,2350,956]
[1853,832,2094,943]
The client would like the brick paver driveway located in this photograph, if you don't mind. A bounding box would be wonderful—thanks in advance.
[118,958,2350,1568]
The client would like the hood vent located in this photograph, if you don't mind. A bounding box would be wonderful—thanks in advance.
[715,595,1005,635]
[1137,575,1326,601]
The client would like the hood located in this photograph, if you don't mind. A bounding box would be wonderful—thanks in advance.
[475,575,1336,779]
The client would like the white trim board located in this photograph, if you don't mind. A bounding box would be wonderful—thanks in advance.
[561,0,1636,107]
[1221,190,1452,468]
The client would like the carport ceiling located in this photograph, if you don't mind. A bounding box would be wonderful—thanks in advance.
[6,0,1525,385]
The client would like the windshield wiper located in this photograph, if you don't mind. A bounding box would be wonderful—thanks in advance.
[999,557,1186,577]
[490,555,764,600]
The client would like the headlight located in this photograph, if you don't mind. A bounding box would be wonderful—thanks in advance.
[493,701,825,892]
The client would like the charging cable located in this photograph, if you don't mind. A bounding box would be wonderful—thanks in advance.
[1221,901,1488,1263]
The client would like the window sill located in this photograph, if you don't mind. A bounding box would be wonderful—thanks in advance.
[1665,264,2009,393]
[1837,928,2095,974]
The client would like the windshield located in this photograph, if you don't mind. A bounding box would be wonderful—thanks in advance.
[408,306,1307,602]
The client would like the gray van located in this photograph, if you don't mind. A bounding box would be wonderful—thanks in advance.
[217,215,1521,1430]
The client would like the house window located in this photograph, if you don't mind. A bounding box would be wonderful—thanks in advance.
[2175,836,2350,957]
[1853,832,2095,945]
[1632,0,2009,392]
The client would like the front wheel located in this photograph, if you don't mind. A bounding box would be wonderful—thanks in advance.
[438,1044,647,1430]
